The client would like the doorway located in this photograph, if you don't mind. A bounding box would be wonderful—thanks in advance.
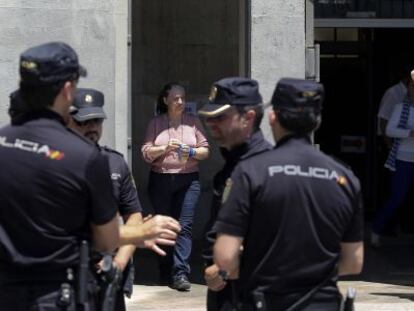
[130,0,248,284]
[315,27,414,224]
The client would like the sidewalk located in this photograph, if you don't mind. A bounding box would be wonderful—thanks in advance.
[126,281,414,311]
[128,234,414,310]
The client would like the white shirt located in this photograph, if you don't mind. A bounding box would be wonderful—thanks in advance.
[378,82,407,121]
[386,102,414,163]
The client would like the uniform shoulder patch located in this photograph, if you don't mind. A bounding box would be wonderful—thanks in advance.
[221,178,233,204]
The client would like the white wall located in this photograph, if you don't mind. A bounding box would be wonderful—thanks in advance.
[0,0,128,155]
[251,0,306,142]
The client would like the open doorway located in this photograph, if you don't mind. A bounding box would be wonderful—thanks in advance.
[130,0,248,284]
[315,27,414,228]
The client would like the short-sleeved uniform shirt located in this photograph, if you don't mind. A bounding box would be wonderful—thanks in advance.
[0,111,117,283]
[203,130,272,265]
[215,135,363,300]
[101,146,142,216]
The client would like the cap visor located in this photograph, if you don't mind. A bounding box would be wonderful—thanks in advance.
[78,65,87,77]
[72,107,106,121]
[198,103,231,117]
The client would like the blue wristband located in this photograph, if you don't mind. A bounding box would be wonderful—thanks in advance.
[189,147,196,158]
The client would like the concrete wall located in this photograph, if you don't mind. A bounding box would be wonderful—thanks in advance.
[0,0,128,155]
[251,0,306,142]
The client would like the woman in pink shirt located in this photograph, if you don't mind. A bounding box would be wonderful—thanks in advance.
[141,82,209,291]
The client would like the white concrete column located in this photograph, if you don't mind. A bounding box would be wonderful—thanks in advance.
[114,1,129,157]
[250,0,306,142]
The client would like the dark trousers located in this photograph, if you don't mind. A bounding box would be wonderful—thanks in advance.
[242,295,341,311]
[0,282,95,311]
[207,283,235,311]
[148,171,200,280]
[373,160,414,234]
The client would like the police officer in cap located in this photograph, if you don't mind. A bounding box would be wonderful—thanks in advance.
[198,77,272,310]
[69,88,143,310]
[0,42,120,310]
[68,89,179,255]
[213,78,364,310]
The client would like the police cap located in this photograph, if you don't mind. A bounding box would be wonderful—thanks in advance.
[20,42,87,86]
[71,88,106,122]
[198,77,262,117]
[271,78,324,112]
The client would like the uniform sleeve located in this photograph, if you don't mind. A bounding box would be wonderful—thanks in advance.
[386,103,411,138]
[118,159,143,215]
[213,164,251,237]
[194,117,209,148]
[85,150,118,225]
[141,118,157,162]
[342,187,364,242]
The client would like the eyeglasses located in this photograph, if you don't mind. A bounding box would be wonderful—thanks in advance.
[74,118,104,127]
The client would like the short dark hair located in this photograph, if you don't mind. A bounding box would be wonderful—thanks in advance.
[19,80,68,111]
[277,107,321,135]
[156,82,185,115]
[235,103,264,132]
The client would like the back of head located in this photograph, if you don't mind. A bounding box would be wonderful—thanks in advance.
[271,78,324,135]
[19,41,87,111]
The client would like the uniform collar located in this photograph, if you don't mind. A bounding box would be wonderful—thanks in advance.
[12,109,66,126]
[275,134,312,148]
[220,130,269,162]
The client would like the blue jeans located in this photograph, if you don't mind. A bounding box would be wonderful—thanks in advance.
[148,171,200,280]
[373,160,414,234]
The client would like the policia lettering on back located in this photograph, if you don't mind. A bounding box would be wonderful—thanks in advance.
[213,78,363,311]
[0,42,119,311]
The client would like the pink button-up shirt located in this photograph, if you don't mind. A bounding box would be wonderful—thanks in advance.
[141,114,209,174]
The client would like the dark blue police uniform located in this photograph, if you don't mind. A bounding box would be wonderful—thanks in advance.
[101,146,143,217]
[0,111,117,310]
[71,88,143,311]
[214,78,363,311]
[0,42,118,311]
[204,131,272,311]
[199,77,273,311]
[101,146,142,308]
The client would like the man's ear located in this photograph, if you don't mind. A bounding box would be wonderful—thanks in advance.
[244,110,256,127]
[268,109,277,127]
[61,81,74,103]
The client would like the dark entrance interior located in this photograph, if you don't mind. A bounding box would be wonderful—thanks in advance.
[315,28,414,226]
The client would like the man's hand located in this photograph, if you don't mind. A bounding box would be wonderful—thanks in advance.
[140,214,180,241]
[134,214,176,256]
[204,264,226,292]
[122,215,180,255]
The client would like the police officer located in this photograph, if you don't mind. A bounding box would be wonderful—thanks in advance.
[213,78,364,310]
[7,88,181,252]
[198,77,272,310]
[0,42,120,310]
[69,88,142,311]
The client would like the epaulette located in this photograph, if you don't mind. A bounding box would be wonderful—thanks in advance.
[101,145,124,157]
